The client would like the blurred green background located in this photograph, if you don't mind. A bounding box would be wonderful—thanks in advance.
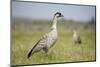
[11,17,96,66]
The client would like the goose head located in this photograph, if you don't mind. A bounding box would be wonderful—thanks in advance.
[54,12,64,18]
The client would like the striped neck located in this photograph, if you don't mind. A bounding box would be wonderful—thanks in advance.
[51,16,58,30]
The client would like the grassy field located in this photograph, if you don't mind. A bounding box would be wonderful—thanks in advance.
[11,19,96,66]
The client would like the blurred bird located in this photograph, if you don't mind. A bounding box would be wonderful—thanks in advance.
[27,12,64,58]
[73,30,82,44]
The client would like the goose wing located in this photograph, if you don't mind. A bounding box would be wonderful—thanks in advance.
[27,34,48,58]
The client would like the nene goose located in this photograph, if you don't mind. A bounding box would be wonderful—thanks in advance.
[27,12,63,58]
[73,30,82,44]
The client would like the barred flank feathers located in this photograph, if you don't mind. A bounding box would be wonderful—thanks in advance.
[27,39,41,58]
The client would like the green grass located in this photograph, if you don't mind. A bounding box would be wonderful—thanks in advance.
[11,29,96,66]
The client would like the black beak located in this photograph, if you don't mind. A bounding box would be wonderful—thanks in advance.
[61,15,64,17]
